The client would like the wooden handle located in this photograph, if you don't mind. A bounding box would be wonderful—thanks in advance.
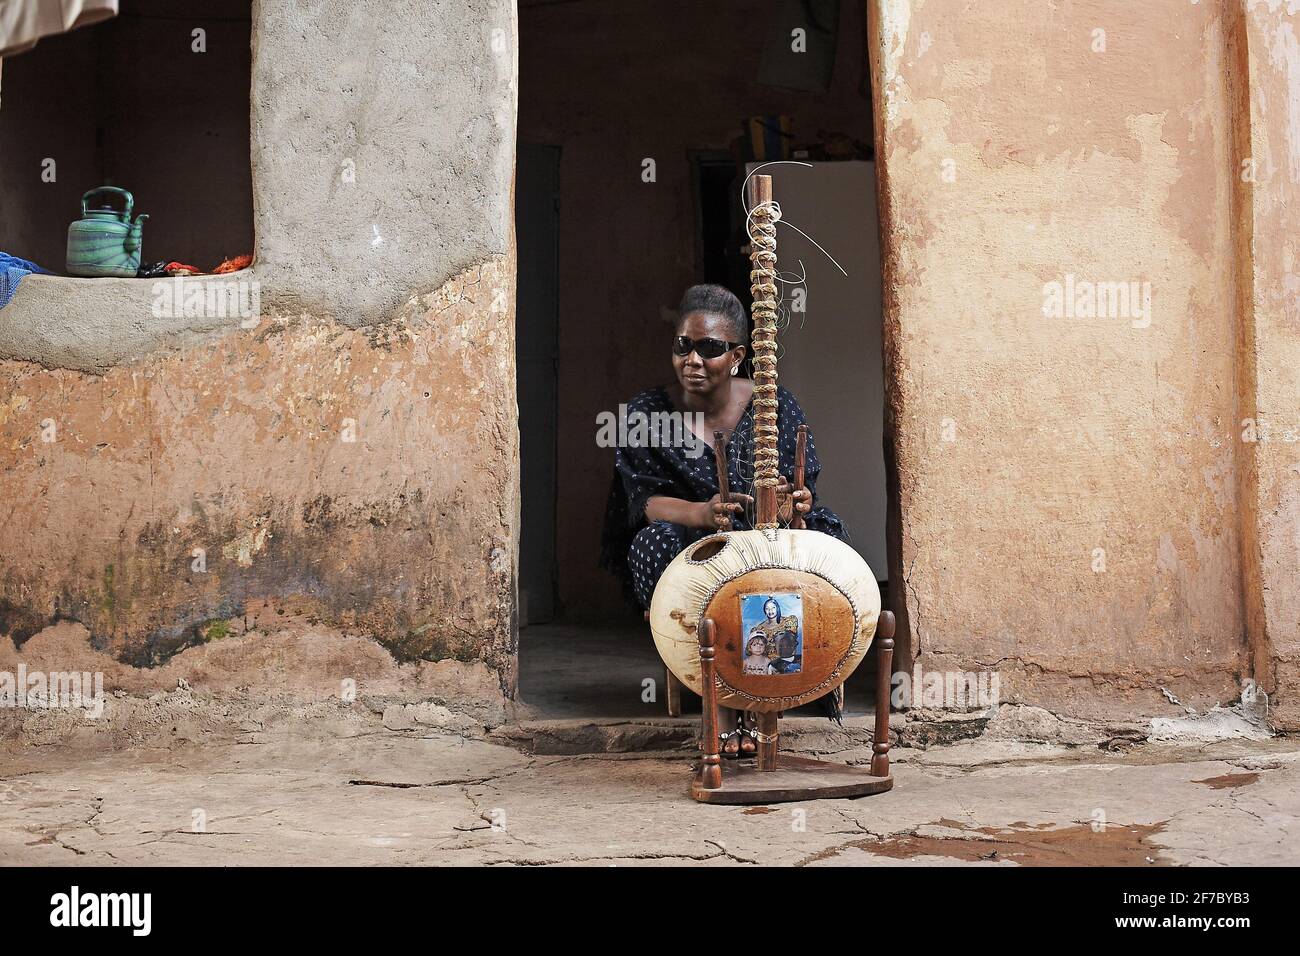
[713,430,732,531]
[747,174,781,529]
[792,423,808,530]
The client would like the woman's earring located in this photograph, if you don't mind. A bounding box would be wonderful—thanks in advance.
[731,365,739,376]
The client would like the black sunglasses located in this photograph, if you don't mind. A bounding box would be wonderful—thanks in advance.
[672,336,742,360]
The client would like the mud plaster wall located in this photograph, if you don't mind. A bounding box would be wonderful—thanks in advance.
[869,0,1297,724]
[1240,0,1300,728]
[0,2,521,704]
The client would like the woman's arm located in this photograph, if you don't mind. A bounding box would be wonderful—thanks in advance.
[644,495,706,528]
[646,493,754,530]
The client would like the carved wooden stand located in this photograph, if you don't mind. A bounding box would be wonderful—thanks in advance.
[690,610,896,804]
[683,171,892,803]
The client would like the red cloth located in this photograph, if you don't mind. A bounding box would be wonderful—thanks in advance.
[213,254,253,274]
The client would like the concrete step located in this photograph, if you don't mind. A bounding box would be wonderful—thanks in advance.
[487,710,990,756]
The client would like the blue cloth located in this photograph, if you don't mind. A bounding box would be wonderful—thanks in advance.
[1,253,49,308]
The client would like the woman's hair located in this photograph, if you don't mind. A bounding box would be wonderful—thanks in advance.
[677,284,747,342]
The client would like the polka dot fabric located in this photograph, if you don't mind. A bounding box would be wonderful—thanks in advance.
[599,384,848,609]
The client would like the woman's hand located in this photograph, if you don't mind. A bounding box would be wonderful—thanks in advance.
[775,476,812,524]
[698,492,754,531]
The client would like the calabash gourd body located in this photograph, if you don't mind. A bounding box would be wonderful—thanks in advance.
[649,528,880,712]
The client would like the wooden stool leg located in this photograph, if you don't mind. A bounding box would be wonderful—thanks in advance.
[650,609,685,717]
[696,618,722,790]
[756,711,779,771]
[871,610,896,778]
[665,666,682,717]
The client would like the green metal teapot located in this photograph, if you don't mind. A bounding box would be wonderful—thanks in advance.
[66,187,149,278]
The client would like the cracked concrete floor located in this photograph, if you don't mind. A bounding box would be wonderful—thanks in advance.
[2,732,1297,866]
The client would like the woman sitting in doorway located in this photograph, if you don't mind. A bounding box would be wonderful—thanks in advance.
[599,283,849,755]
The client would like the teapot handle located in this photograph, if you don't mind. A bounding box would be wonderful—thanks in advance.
[81,187,134,222]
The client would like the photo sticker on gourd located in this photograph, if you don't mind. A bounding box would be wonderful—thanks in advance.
[740,593,803,676]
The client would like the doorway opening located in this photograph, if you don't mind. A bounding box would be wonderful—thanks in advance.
[514,0,893,719]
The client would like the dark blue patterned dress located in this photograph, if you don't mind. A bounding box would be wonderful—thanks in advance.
[600,383,849,609]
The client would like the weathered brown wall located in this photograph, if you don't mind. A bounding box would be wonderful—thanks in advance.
[518,0,874,619]
[0,261,519,692]
[1239,0,1300,727]
[870,0,1297,723]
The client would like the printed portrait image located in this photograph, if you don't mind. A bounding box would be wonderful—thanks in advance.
[739,592,803,676]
